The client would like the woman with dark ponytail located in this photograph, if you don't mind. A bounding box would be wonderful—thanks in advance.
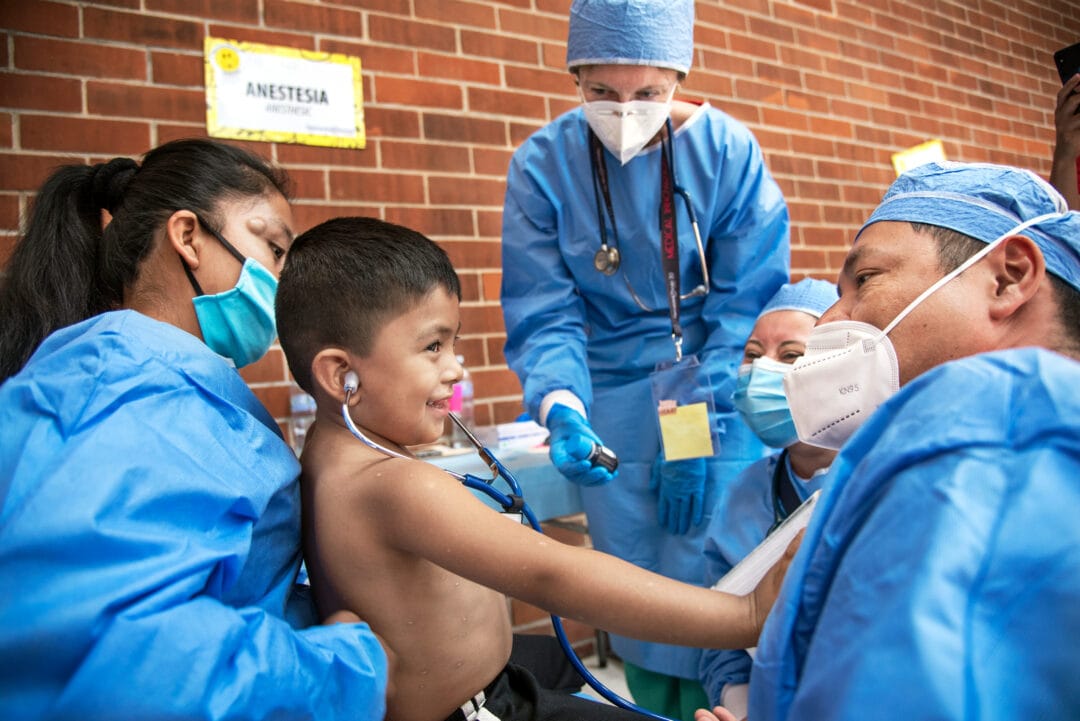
[0,139,387,720]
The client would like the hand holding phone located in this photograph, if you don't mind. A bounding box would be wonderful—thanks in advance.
[1051,44,1080,210]
[1054,41,1080,85]
[1056,72,1080,148]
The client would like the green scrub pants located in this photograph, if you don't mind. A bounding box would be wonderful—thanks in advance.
[624,661,710,720]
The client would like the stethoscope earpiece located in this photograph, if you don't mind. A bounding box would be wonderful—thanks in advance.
[343,370,359,394]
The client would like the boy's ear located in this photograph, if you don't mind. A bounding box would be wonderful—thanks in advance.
[311,348,360,406]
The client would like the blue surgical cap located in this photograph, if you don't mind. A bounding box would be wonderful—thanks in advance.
[858,161,1080,292]
[760,278,838,319]
[566,0,694,74]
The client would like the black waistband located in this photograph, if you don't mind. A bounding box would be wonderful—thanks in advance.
[444,670,506,721]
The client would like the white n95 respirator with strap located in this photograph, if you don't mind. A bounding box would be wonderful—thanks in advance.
[782,321,900,450]
[783,209,1066,451]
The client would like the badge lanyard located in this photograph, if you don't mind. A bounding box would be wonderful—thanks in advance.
[658,120,683,362]
[650,119,717,461]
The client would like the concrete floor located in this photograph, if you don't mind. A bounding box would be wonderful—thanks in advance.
[576,653,633,706]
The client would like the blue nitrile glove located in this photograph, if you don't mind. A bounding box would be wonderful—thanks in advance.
[650,456,707,535]
[546,403,616,486]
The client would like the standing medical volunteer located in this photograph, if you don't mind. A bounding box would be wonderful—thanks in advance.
[698,278,838,719]
[723,162,1080,721]
[500,0,790,715]
[0,139,387,720]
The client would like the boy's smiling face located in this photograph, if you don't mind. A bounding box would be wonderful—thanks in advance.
[353,286,463,448]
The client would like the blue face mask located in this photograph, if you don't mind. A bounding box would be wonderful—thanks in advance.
[182,215,278,368]
[732,356,799,449]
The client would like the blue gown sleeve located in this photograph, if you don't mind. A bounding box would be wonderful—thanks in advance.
[51,598,387,719]
[0,328,388,720]
[787,428,1080,720]
[699,516,752,706]
[501,143,594,419]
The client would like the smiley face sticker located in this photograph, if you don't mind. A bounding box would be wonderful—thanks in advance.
[214,46,240,73]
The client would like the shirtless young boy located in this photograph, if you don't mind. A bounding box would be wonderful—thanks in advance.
[275,217,796,721]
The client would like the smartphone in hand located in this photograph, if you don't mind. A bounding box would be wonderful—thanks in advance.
[1054,41,1080,85]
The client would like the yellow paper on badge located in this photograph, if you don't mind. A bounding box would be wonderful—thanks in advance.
[658,402,713,461]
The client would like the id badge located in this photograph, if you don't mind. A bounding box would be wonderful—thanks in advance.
[650,354,718,461]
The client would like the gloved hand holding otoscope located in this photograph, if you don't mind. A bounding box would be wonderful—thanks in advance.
[544,403,619,484]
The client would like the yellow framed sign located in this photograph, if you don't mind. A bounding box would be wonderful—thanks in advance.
[204,37,365,149]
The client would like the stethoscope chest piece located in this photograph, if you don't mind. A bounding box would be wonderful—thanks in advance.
[594,244,620,275]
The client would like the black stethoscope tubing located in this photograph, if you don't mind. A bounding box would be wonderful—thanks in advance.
[587,118,709,302]
[768,449,794,536]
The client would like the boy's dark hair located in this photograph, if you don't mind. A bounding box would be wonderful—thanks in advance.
[276,216,462,394]
[0,138,289,383]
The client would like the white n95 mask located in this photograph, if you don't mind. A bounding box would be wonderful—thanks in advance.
[782,321,899,450]
[583,90,674,165]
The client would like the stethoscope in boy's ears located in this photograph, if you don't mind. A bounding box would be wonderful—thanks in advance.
[337,371,674,721]
[341,369,533,514]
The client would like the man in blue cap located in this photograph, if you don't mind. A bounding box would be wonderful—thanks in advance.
[703,162,1080,721]
[501,0,789,713]
[698,278,839,719]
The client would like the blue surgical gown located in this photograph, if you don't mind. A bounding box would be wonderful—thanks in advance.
[699,452,826,707]
[0,311,387,720]
[750,348,1080,721]
[501,102,790,678]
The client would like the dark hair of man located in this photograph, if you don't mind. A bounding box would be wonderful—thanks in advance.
[913,222,1080,351]
[0,138,289,383]
[276,216,462,394]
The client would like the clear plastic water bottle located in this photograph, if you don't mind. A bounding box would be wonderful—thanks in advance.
[447,355,475,447]
[289,386,317,455]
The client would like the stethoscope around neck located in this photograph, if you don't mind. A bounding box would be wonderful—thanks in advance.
[338,371,679,721]
[589,117,710,313]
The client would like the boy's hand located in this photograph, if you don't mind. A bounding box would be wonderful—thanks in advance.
[748,528,805,636]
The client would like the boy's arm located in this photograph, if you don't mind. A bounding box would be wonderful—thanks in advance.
[365,459,799,650]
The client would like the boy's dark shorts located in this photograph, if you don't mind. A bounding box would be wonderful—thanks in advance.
[444,634,649,721]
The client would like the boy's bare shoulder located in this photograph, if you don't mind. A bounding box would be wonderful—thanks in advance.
[301,423,463,520]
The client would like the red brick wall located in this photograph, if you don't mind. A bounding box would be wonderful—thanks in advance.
[2,0,1077,433]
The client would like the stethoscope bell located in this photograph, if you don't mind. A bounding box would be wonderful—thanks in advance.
[594,245,620,275]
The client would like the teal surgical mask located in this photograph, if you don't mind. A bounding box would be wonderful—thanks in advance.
[733,356,799,449]
[182,215,278,368]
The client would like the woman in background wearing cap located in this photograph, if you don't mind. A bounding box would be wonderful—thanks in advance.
[698,279,838,720]
[500,0,790,716]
